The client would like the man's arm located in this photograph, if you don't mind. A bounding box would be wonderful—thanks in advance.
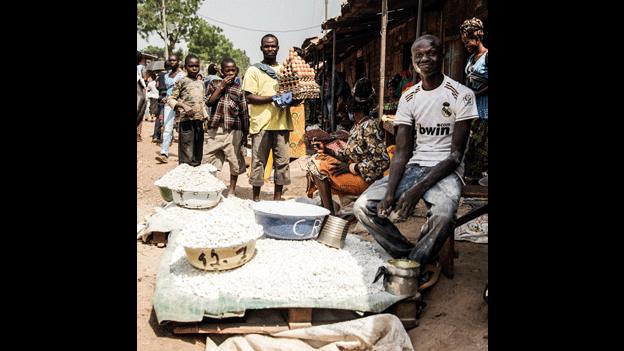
[245,91,273,105]
[394,119,472,219]
[377,124,414,218]
[167,80,194,116]
[207,76,235,105]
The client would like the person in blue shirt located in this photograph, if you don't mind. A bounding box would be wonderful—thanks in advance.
[460,17,488,184]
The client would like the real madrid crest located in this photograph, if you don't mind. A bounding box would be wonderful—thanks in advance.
[441,102,453,117]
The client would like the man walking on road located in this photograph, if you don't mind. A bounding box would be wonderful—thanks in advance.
[156,54,185,164]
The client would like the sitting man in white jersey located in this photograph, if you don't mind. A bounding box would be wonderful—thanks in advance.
[353,34,478,267]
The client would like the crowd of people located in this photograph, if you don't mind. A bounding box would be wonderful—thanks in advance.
[136,16,488,279]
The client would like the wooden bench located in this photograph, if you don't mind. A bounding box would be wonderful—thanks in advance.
[438,184,488,278]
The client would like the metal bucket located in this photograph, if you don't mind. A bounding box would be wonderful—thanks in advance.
[373,259,421,296]
[316,215,349,249]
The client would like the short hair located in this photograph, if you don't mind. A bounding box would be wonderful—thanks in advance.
[207,63,219,75]
[261,34,279,46]
[184,54,199,66]
[137,51,144,64]
[412,34,443,52]
[220,57,236,68]
[168,54,180,61]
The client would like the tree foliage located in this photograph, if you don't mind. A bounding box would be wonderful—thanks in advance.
[137,0,203,55]
[187,19,250,74]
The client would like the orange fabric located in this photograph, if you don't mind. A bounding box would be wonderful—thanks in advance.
[312,154,369,196]
[383,145,396,176]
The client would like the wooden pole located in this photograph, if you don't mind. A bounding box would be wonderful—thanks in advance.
[320,48,326,128]
[162,0,169,58]
[330,32,337,131]
[378,0,388,119]
[416,0,423,37]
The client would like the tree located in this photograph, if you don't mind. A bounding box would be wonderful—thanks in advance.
[137,0,203,55]
[187,19,250,74]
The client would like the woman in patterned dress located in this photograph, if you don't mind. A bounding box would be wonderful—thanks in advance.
[307,78,390,215]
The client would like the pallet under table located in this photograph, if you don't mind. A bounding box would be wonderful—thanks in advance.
[171,293,423,335]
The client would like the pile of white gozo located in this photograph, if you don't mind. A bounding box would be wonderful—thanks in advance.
[169,235,386,301]
[176,197,263,248]
[154,163,224,192]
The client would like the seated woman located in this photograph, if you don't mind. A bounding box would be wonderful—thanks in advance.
[306,78,390,215]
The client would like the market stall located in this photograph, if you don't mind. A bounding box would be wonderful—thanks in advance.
[146,163,423,334]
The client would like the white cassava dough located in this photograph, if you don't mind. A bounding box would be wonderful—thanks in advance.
[176,197,263,248]
[154,163,224,192]
[169,235,386,301]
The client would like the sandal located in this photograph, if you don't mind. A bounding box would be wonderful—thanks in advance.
[417,261,442,292]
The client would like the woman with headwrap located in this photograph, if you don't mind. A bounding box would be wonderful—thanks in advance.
[460,17,488,183]
[306,78,390,215]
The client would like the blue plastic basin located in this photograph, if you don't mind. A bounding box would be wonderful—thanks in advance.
[251,201,330,240]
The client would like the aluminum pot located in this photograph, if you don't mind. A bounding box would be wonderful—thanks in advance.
[373,259,421,296]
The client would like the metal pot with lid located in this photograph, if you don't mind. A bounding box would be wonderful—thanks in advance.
[373,259,421,296]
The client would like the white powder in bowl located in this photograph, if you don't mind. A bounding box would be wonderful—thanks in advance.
[155,163,225,192]
[177,197,263,248]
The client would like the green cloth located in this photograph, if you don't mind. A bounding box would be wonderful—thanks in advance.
[152,231,407,323]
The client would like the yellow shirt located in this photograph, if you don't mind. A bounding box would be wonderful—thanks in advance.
[241,64,293,134]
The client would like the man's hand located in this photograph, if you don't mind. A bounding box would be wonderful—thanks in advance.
[219,75,235,90]
[272,92,293,108]
[377,193,395,219]
[178,103,195,117]
[395,185,425,220]
[312,141,325,153]
[330,161,350,176]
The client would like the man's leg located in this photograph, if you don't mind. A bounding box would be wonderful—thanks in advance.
[353,166,428,258]
[204,127,226,171]
[312,175,334,214]
[152,108,162,142]
[272,130,291,200]
[222,129,247,197]
[158,105,176,158]
[250,130,271,201]
[137,83,147,127]
[192,120,204,166]
[408,173,463,265]
[177,120,195,165]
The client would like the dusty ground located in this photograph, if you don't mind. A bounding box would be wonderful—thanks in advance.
[137,120,488,350]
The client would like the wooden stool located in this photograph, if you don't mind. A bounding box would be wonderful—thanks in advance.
[439,184,488,279]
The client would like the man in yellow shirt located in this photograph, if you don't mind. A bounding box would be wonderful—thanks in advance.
[242,34,294,201]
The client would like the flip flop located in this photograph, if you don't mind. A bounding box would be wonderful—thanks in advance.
[418,261,442,292]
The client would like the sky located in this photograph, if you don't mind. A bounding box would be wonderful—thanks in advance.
[137,0,344,64]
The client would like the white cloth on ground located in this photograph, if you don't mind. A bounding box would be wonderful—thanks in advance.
[205,314,414,351]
